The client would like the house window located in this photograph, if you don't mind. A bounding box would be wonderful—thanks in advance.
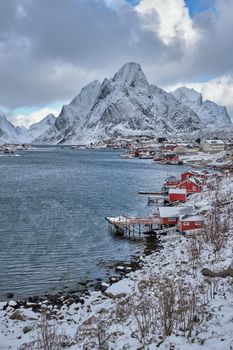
[196,222,202,226]
[183,222,189,226]
[168,217,176,222]
[181,186,186,189]
[192,186,197,190]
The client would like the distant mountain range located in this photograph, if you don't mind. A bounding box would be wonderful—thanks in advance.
[0,114,55,144]
[1,62,232,145]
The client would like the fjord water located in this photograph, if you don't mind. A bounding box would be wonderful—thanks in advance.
[0,148,187,300]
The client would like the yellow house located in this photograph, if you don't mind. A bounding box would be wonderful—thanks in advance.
[201,140,225,153]
[174,144,199,155]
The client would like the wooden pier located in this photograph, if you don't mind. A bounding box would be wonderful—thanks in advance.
[148,195,168,206]
[105,215,161,236]
[139,191,164,195]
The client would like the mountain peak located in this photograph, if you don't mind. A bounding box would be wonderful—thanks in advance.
[172,87,202,106]
[172,86,232,128]
[112,62,148,89]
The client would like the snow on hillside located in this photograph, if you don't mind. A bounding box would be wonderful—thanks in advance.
[1,174,233,349]
[172,87,232,128]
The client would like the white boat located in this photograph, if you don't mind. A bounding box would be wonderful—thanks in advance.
[121,154,134,159]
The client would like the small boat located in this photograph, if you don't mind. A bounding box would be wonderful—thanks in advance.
[121,154,134,159]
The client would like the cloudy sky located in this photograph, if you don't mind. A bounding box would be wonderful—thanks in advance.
[0,0,233,127]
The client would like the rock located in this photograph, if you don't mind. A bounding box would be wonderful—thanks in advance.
[8,300,17,308]
[109,277,118,284]
[10,309,38,322]
[63,298,75,305]
[105,279,134,299]
[26,301,37,308]
[115,266,125,272]
[202,268,233,278]
[100,282,110,292]
[0,302,8,310]
[6,292,14,299]
[125,267,132,273]
[10,310,26,321]
[23,326,33,334]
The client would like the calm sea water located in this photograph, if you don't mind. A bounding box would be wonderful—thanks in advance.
[0,148,189,299]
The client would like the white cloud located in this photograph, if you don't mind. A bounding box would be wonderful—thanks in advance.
[12,107,60,128]
[136,0,198,45]
[167,75,233,120]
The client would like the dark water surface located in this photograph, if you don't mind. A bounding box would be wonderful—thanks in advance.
[0,148,189,299]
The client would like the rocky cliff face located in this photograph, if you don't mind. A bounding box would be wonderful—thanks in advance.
[172,87,232,129]
[35,63,201,144]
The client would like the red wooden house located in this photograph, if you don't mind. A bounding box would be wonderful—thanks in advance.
[168,188,187,202]
[181,170,210,184]
[163,176,180,188]
[178,215,204,232]
[177,177,203,194]
[181,171,196,182]
[159,144,177,153]
[158,206,193,226]
[163,153,180,164]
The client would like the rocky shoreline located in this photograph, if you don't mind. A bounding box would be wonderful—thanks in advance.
[1,235,160,320]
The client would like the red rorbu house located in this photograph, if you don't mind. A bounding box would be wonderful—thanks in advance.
[181,170,210,185]
[177,177,203,194]
[159,144,177,153]
[178,215,204,233]
[158,206,193,227]
[168,188,187,202]
[164,176,180,188]
[163,153,181,164]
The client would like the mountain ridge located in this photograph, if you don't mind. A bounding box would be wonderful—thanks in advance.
[1,62,232,145]
[35,62,205,145]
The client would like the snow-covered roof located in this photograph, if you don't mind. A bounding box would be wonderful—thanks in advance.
[179,176,202,186]
[169,188,187,194]
[179,215,203,222]
[165,176,180,182]
[176,144,197,149]
[158,206,193,218]
[192,170,210,176]
[205,140,225,145]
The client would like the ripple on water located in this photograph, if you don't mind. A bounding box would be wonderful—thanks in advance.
[0,148,191,299]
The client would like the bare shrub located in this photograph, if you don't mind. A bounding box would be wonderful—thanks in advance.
[157,279,208,340]
[76,314,117,350]
[132,295,158,348]
[188,234,203,270]
[157,278,175,337]
[204,278,220,300]
[202,192,229,255]
[112,297,133,332]
[21,313,69,350]
[175,285,207,338]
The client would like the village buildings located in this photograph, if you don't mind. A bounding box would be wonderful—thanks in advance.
[201,139,226,153]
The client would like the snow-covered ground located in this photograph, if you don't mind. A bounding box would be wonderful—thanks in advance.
[180,151,231,168]
[1,174,233,349]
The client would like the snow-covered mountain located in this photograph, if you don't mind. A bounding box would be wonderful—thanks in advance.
[3,63,231,145]
[0,115,23,144]
[172,87,232,128]
[0,114,56,144]
[35,63,201,145]
[20,114,56,143]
